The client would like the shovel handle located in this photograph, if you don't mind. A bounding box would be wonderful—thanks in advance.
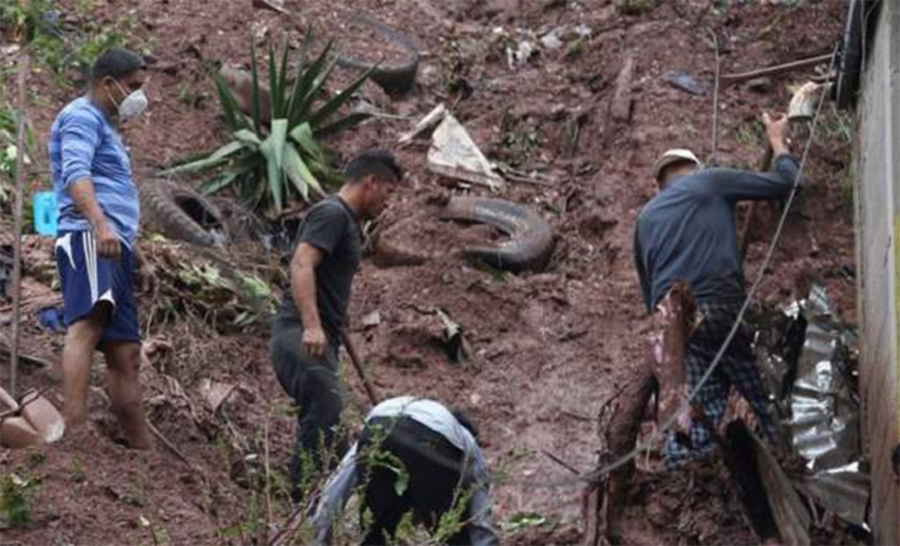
[342,331,380,407]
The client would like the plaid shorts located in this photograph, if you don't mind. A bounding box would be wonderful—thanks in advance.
[663,300,778,467]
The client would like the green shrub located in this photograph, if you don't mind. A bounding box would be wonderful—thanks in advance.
[161,39,374,214]
[0,473,37,528]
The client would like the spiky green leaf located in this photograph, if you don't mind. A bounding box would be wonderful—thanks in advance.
[200,171,241,195]
[233,129,263,147]
[277,38,291,116]
[158,141,246,175]
[289,122,325,163]
[269,119,289,172]
[286,42,334,127]
[259,126,287,212]
[309,64,377,128]
[214,74,249,131]
[209,140,247,161]
[268,40,282,120]
[284,143,323,200]
[313,112,371,139]
[290,42,336,126]
[250,41,262,133]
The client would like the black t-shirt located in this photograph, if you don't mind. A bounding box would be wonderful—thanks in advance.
[278,196,362,347]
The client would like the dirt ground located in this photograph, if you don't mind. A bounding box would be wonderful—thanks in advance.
[0,0,860,544]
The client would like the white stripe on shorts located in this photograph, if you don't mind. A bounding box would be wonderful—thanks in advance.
[84,231,98,304]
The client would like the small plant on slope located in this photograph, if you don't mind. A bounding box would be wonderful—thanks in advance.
[161,38,374,215]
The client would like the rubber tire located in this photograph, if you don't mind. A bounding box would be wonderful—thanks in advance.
[441,197,555,273]
[334,16,420,96]
[142,179,227,248]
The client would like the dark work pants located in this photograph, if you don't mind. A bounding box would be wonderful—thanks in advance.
[358,416,472,546]
[270,319,346,502]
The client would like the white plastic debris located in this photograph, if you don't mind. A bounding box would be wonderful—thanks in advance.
[397,104,448,145]
[575,23,592,38]
[514,40,535,65]
[427,113,504,190]
[540,29,564,51]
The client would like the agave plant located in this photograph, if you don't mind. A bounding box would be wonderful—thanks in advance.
[161,39,373,213]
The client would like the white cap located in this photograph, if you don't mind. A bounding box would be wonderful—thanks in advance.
[653,149,701,182]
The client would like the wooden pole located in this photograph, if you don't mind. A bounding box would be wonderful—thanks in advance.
[721,54,832,84]
[10,51,30,398]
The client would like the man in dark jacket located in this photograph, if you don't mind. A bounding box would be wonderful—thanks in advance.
[270,150,402,501]
[635,113,796,466]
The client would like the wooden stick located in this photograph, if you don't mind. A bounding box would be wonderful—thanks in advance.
[341,331,379,407]
[148,421,195,469]
[95,387,195,469]
[10,51,30,398]
[0,337,53,370]
[542,449,580,475]
[721,54,832,84]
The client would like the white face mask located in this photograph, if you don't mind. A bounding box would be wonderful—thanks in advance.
[110,80,149,120]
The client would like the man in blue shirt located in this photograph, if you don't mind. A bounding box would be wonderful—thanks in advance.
[635,113,797,465]
[49,49,152,449]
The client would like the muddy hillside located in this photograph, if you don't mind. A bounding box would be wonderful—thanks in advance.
[0,0,859,544]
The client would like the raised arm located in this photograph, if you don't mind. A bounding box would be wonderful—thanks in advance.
[707,113,801,202]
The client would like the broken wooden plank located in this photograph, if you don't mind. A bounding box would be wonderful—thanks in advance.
[602,365,657,545]
[749,425,812,545]
[651,282,698,432]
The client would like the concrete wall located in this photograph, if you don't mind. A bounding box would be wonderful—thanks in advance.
[854,1,900,543]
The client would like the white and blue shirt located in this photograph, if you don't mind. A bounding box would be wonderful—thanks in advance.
[49,97,139,248]
[312,397,498,546]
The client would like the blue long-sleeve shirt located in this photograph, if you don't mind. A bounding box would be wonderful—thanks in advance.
[49,97,140,248]
[311,397,498,546]
[634,154,801,312]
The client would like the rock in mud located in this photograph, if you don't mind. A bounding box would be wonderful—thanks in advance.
[747,76,773,93]
[610,53,635,123]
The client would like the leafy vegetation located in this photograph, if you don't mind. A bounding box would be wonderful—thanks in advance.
[161,39,374,214]
[0,0,152,85]
[0,472,38,528]
[0,105,35,208]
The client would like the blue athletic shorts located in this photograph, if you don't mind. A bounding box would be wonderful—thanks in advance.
[55,230,141,345]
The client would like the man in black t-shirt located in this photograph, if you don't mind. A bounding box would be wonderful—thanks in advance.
[271,150,403,501]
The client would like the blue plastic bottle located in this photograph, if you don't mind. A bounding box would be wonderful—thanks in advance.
[32,191,58,236]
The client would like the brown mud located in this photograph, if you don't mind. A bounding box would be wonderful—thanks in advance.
[1,0,858,544]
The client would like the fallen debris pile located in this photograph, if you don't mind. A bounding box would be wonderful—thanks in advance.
[141,238,282,330]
